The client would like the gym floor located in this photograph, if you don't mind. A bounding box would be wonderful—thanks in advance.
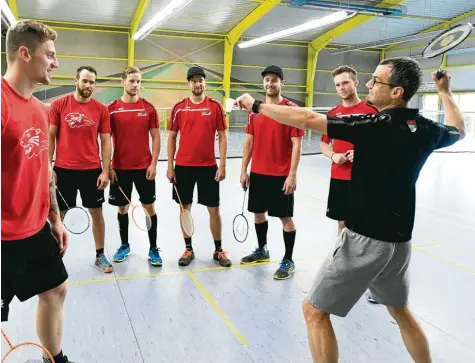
[2,137,475,363]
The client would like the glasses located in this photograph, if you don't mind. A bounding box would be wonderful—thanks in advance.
[367,76,398,88]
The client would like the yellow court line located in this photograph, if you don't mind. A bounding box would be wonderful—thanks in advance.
[413,248,475,275]
[186,271,248,347]
[412,242,442,248]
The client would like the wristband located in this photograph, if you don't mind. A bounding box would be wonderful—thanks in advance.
[252,100,263,114]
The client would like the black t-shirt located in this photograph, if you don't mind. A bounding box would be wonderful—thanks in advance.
[327,107,461,242]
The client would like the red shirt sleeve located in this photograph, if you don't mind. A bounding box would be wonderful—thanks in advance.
[1,93,9,135]
[245,113,255,135]
[99,104,111,133]
[147,102,159,130]
[168,102,181,132]
[48,99,61,126]
[291,127,304,137]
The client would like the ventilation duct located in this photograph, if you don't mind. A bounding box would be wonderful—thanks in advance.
[289,0,405,16]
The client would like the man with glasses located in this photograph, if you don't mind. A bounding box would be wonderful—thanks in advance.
[235,57,465,363]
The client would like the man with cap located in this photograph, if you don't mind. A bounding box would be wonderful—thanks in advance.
[240,65,304,280]
[167,66,231,267]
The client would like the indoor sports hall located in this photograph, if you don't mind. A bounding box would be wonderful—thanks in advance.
[1,0,474,362]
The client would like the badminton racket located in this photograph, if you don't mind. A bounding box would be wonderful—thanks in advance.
[1,328,55,362]
[422,23,473,79]
[117,185,152,232]
[173,183,194,237]
[55,187,90,235]
[233,185,249,243]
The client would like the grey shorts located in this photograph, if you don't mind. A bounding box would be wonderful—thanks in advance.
[305,228,411,317]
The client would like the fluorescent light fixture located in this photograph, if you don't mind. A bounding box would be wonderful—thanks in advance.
[237,11,355,49]
[1,0,17,27]
[132,0,194,41]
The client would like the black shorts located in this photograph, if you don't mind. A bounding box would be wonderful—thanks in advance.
[1,222,69,322]
[173,165,219,207]
[108,169,156,207]
[54,166,105,210]
[326,178,350,221]
[248,172,294,218]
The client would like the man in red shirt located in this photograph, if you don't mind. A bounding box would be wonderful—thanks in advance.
[167,66,231,268]
[240,65,304,280]
[2,20,74,363]
[107,66,162,266]
[49,65,113,273]
[320,66,378,236]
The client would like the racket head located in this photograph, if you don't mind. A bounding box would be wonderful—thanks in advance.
[422,23,473,59]
[180,209,194,237]
[1,330,55,363]
[233,213,249,243]
[131,205,152,232]
[62,206,90,234]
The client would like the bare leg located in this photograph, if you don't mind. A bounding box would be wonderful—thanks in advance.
[388,306,432,363]
[254,213,266,224]
[89,207,105,251]
[280,217,295,232]
[337,221,345,236]
[207,206,222,241]
[36,282,68,357]
[302,300,338,363]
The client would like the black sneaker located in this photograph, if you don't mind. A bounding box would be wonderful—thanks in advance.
[240,248,270,264]
[178,248,195,266]
[273,258,295,280]
[213,249,232,267]
[366,294,379,304]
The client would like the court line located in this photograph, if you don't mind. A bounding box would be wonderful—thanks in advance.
[186,271,248,347]
[412,242,441,248]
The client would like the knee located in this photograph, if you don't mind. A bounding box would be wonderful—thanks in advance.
[280,217,293,228]
[88,207,103,220]
[254,213,266,223]
[207,206,220,217]
[141,203,155,216]
[302,300,329,325]
[387,306,411,322]
[118,206,129,214]
[39,282,68,306]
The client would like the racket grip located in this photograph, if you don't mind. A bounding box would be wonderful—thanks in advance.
[436,69,445,80]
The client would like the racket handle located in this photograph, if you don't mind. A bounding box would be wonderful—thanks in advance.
[436,69,445,80]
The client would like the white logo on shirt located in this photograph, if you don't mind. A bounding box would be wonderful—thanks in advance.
[20,127,49,159]
[65,112,95,128]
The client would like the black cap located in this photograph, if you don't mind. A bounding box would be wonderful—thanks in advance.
[187,66,206,81]
[261,65,284,80]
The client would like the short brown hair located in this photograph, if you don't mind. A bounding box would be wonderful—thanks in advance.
[6,20,57,62]
[331,65,357,80]
[76,65,97,79]
[121,66,141,80]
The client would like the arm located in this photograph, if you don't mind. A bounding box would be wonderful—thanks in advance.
[47,164,61,224]
[439,92,465,139]
[167,131,178,182]
[49,125,58,165]
[100,133,111,174]
[320,139,334,159]
[217,130,227,174]
[289,136,302,178]
[150,128,161,165]
[240,133,253,188]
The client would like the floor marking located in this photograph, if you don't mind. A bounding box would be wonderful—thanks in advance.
[413,247,475,275]
[186,271,248,347]
[68,271,182,286]
[412,242,441,248]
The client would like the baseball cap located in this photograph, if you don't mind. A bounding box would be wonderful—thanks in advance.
[261,65,284,80]
[187,66,206,81]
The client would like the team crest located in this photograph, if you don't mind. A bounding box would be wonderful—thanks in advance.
[137,111,147,116]
[202,109,211,116]
[407,120,417,132]
[65,112,95,128]
[20,127,49,159]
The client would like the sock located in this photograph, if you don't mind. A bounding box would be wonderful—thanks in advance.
[148,214,158,250]
[96,248,104,258]
[255,221,268,250]
[283,230,296,261]
[51,350,65,363]
[117,212,129,247]
[185,237,192,250]
[214,240,222,251]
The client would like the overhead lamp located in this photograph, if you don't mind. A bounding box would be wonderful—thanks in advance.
[132,0,194,41]
[1,0,17,27]
[237,11,355,49]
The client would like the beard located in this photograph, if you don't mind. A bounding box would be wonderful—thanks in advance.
[77,87,92,99]
[192,88,204,96]
[126,88,139,97]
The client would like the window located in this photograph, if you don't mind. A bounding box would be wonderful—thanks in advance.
[458,94,475,112]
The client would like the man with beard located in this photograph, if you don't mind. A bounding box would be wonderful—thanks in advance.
[167,66,231,268]
[2,20,74,363]
[320,66,378,236]
[107,66,162,266]
[49,65,113,273]
[239,65,304,280]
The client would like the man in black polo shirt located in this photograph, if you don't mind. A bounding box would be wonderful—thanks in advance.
[235,57,464,363]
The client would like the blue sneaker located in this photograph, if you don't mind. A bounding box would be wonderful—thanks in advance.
[95,254,113,273]
[113,244,130,263]
[149,247,163,266]
[273,258,295,280]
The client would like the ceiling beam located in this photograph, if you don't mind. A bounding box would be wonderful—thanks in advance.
[384,8,475,51]
[128,0,151,66]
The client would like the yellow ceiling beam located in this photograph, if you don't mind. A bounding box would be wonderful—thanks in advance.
[7,0,18,19]
[384,8,475,51]
[128,0,151,66]
[223,0,281,104]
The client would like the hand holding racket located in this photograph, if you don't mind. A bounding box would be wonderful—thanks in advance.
[233,185,249,243]
[2,328,55,362]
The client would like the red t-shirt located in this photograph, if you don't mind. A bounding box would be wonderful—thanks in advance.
[49,94,111,170]
[1,78,50,240]
[168,96,226,167]
[245,98,305,176]
[321,101,378,180]
[108,98,159,170]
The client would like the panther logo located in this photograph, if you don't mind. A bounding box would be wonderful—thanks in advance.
[65,112,95,128]
[20,127,49,159]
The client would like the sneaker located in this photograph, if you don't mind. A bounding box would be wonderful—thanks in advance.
[44,354,75,363]
[240,248,270,264]
[367,294,379,304]
[113,244,131,263]
[178,248,195,266]
[273,258,295,280]
[148,247,163,266]
[95,254,113,273]
[213,249,232,267]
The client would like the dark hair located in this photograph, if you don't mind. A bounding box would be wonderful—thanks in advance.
[6,20,57,62]
[121,66,141,80]
[379,57,422,102]
[332,65,357,80]
[76,65,97,79]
